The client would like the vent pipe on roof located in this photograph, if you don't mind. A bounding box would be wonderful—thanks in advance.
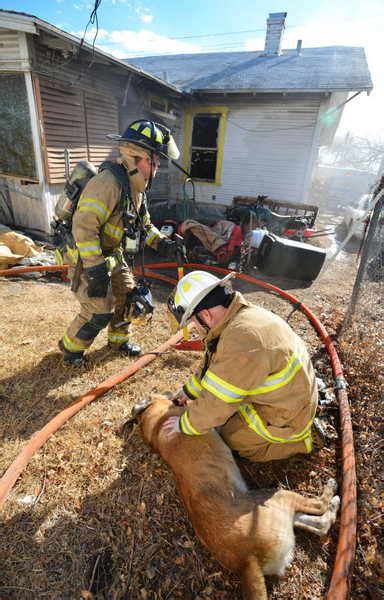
[296,39,302,54]
[264,12,287,55]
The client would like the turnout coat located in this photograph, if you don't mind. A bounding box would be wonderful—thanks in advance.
[180,292,318,453]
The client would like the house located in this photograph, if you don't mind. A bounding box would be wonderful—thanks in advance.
[0,10,373,234]
[0,9,183,234]
[129,12,373,207]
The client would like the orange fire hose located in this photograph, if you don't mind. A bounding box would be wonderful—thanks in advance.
[0,320,191,511]
[0,262,356,598]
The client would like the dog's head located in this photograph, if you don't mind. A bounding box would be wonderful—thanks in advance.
[132,393,181,450]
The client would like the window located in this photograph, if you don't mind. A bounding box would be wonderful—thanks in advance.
[184,106,228,185]
[0,74,37,180]
[190,114,220,181]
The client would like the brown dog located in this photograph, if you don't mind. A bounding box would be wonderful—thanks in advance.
[133,394,340,600]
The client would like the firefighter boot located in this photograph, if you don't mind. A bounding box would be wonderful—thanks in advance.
[111,341,142,356]
[58,339,86,367]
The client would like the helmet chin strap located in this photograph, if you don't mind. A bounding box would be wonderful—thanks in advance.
[147,150,154,191]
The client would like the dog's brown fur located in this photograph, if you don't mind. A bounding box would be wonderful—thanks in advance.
[134,394,339,600]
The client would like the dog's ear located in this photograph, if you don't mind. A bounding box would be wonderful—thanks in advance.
[115,416,136,438]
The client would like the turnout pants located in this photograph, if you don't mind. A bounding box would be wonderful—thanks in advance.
[62,263,135,356]
[220,413,311,463]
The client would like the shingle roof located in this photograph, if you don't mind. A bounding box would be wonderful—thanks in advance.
[127,46,373,93]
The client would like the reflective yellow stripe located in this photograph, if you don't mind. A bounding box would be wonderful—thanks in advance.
[146,227,159,247]
[185,375,202,399]
[249,354,302,395]
[104,222,124,242]
[202,369,245,403]
[304,435,312,452]
[76,240,102,258]
[239,403,313,445]
[66,245,79,265]
[62,334,88,352]
[201,353,303,403]
[142,212,151,226]
[55,248,64,265]
[108,331,129,344]
[180,411,202,436]
[106,255,118,271]
[78,196,110,222]
[131,122,140,131]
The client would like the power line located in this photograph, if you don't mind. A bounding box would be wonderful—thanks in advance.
[167,10,381,42]
[80,0,102,55]
[98,40,264,57]
[35,0,103,78]
[169,27,269,40]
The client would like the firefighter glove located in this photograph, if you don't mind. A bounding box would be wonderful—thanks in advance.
[162,415,181,438]
[158,237,177,257]
[85,262,110,298]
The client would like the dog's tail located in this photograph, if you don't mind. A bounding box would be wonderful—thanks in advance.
[241,554,267,600]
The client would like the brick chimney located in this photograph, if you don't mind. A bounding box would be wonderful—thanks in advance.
[264,12,287,55]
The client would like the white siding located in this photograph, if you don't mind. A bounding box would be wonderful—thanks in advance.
[173,95,323,205]
[0,30,30,71]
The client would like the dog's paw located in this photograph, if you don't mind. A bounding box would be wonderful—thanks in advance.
[330,495,340,514]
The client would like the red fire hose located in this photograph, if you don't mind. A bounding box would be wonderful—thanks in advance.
[0,262,356,599]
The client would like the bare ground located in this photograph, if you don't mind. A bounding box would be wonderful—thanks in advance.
[0,228,382,599]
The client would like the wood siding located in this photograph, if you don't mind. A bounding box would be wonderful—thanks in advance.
[39,78,119,183]
[176,94,323,205]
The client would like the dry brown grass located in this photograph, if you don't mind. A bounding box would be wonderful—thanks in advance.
[0,252,380,599]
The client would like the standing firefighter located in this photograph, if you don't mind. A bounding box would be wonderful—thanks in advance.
[58,120,179,366]
[166,271,318,462]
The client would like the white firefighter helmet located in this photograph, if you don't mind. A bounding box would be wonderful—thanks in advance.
[167,270,235,329]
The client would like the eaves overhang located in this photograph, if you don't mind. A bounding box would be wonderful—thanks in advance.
[0,9,182,96]
[190,86,373,95]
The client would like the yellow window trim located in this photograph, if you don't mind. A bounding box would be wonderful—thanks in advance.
[183,106,229,186]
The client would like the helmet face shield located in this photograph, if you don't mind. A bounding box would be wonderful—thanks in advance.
[154,122,180,160]
[167,290,186,325]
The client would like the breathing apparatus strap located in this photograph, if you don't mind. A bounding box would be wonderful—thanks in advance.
[99,161,148,264]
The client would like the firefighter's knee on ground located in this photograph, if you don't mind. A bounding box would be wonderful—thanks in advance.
[76,312,113,340]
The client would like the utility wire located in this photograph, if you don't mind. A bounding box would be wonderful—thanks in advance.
[165,14,384,40]
[102,40,260,54]
[79,0,102,56]
[35,0,102,80]
[70,0,102,86]
[169,27,272,40]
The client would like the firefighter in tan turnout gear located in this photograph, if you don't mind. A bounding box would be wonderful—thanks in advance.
[166,271,318,462]
[58,120,180,366]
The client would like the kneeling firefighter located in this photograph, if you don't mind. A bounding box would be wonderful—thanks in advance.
[166,271,318,462]
[57,120,180,366]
